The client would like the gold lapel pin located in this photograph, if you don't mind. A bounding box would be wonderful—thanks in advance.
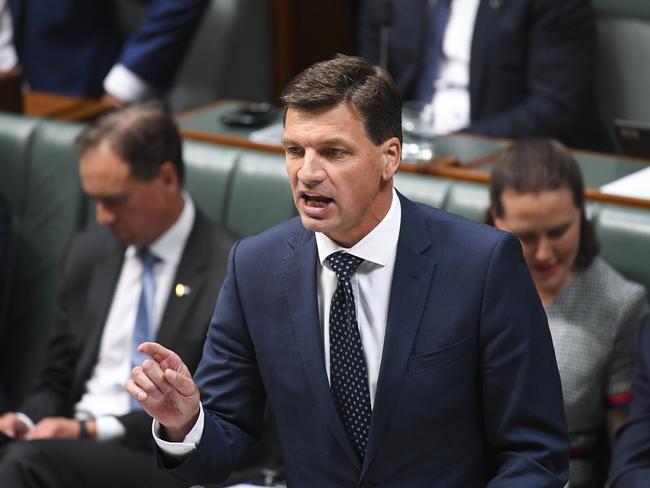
[175,283,191,297]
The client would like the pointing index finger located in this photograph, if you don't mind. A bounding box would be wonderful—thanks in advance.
[138,342,175,362]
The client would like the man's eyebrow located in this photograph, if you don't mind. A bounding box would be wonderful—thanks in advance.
[281,137,298,147]
[320,137,350,146]
[281,136,352,147]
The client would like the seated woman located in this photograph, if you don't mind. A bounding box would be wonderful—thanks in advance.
[488,139,649,487]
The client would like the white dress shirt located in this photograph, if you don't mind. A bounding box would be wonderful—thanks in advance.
[0,0,17,72]
[431,0,481,135]
[316,188,401,407]
[18,194,195,440]
[155,189,402,455]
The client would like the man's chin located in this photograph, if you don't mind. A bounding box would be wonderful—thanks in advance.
[299,214,330,234]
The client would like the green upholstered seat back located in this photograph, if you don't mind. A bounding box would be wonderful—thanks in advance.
[224,152,296,238]
[591,203,650,292]
[395,172,452,209]
[0,117,86,403]
[183,140,240,224]
[593,0,650,136]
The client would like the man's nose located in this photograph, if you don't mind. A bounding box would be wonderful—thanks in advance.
[298,150,326,185]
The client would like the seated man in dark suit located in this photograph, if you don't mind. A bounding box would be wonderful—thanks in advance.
[359,0,611,151]
[0,104,237,487]
[609,314,650,487]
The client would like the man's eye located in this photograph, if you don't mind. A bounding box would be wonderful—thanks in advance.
[285,146,303,157]
[325,148,344,158]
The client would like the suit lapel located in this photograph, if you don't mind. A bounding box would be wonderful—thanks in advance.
[156,213,211,347]
[362,195,437,473]
[75,241,124,392]
[282,224,362,469]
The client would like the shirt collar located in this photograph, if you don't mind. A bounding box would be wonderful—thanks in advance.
[125,192,195,265]
[316,188,401,267]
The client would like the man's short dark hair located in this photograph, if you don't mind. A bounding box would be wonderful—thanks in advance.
[488,138,599,269]
[280,54,402,145]
[75,103,184,183]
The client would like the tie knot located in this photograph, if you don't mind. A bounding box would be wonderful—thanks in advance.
[137,247,157,269]
[327,252,364,281]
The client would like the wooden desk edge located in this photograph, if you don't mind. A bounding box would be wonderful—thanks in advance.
[177,103,650,210]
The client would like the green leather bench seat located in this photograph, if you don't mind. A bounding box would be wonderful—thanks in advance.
[0,113,649,406]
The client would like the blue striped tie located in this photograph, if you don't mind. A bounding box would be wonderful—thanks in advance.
[130,248,157,410]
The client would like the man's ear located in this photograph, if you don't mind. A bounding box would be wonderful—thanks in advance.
[381,137,401,181]
[489,206,505,228]
[159,161,180,190]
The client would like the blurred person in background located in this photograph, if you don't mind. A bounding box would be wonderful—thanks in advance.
[0,0,209,105]
[488,138,649,487]
[359,0,612,151]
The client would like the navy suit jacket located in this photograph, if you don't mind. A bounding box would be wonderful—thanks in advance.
[359,0,611,151]
[168,194,569,487]
[9,0,208,97]
[610,314,650,487]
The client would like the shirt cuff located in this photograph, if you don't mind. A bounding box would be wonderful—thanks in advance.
[95,415,126,441]
[153,404,204,457]
[15,412,34,431]
[103,64,156,104]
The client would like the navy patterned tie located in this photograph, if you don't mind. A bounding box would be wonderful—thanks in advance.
[327,251,372,459]
[130,248,157,410]
[415,0,453,102]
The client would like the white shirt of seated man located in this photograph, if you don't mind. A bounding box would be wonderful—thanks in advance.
[0,0,17,72]
[430,0,480,136]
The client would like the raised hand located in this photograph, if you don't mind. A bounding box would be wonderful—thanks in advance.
[126,342,201,442]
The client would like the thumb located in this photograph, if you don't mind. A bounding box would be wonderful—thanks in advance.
[165,368,197,398]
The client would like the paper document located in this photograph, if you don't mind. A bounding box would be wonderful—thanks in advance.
[249,122,283,146]
[600,166,650,200]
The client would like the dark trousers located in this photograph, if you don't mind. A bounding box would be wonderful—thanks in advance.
[0,439,188,488]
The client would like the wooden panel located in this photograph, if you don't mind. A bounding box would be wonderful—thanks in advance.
[23,91,111,121]
[0,70,23,113]
[271,0,359,98]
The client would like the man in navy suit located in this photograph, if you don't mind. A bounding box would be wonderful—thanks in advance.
[359,0,611,151]
[128,54,569,486]
[609,314,650,487]
[7,0,208,104]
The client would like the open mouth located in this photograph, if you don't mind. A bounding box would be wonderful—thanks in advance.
[302,193,333,208]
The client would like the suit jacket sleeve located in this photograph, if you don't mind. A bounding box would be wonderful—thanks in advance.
[466,0,597,142]
[19,234,93,421]
[164,240,266,484]
[609,315,650,488]
[481,233,569,486]
[118,0,209,91]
